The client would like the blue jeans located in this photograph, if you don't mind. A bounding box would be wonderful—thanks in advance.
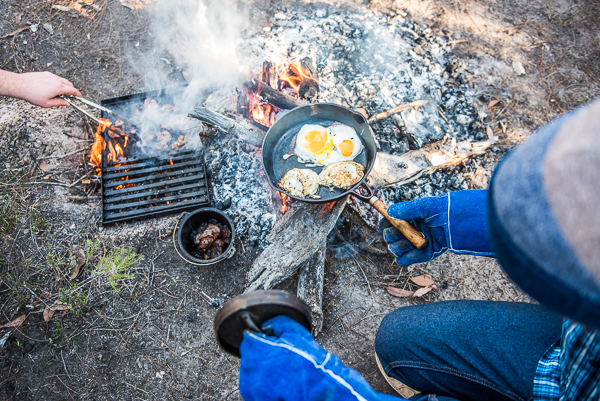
[374,301,562,401]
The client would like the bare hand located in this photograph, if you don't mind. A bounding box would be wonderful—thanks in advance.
[3,71,82,108]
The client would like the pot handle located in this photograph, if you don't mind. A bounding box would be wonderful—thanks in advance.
[369,197,428,250]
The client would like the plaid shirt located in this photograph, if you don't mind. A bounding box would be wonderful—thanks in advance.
[533,320,600,400]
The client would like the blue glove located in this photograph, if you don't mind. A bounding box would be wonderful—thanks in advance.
[379,190,494,266]
[239,315,400,401]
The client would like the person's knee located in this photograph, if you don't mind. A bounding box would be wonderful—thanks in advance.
[375,306,426,366]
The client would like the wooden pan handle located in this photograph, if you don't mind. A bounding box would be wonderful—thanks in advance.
[371,198,428,250]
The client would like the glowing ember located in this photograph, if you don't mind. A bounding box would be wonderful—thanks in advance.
[319,201,337,217]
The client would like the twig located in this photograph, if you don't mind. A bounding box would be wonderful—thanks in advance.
[61,350,72,380]
[368,100,428,123]
[352,258,376,305]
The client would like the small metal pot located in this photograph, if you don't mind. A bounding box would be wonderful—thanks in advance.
[176,208,235,265]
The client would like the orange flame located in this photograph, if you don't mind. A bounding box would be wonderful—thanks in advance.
[90,118,129,168]
[169,158,173,165]
[279,60,315,93]
[278,192,292,215]
[90,118,112,167]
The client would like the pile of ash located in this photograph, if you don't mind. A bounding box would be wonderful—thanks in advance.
[243,4,485,154]
[204,136,276,248]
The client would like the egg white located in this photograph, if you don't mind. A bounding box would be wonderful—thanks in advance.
[329,124,364,162]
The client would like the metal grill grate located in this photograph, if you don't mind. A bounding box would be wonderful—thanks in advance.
[101,151,210,225]
[99,88,210,225]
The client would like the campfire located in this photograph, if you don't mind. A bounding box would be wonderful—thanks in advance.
[238,58,319,128]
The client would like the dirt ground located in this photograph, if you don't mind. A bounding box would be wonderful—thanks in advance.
[0,0,599,400]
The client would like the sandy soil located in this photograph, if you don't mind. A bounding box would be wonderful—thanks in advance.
[0,0,598,399]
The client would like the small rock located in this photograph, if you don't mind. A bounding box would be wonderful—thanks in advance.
[43,23,53,34]
[512,61,525,76]
[29,24,39,33]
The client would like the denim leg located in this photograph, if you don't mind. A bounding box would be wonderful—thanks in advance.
[374,301,562,401]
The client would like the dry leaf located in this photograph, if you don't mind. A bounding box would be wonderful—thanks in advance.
[69,245,86,280]
[410,275,434,287]
[486,126,494,139]
[488,99,500,108]
[44,303,70,322]
[0,315,26,329]
[386,287,415,298]
[37,160,50,172]
[43,307,54,322]
[413,286,434,297]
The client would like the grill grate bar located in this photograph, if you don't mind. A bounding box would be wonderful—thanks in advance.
[104,198,208,220]
[104,175,203,196]
[104,190,207,211]
[104,152,198,173]
[104,182,205,203]
[104,160,202,180]
[104,167,204,188]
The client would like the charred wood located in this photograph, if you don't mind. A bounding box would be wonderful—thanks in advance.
[244,198,347,293]
[189,107,266,147]
[244,80,307,110]
[297,239,326,335]
[262,61,278,90]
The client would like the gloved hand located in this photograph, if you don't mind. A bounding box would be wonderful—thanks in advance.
[239,315,400,401]
[379,190,494,266]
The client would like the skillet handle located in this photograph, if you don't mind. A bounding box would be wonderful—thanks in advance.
[370,197,428,250]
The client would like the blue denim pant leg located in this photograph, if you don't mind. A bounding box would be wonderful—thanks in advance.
[375,300,562,401]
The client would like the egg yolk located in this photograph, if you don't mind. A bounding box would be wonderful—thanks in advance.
[339,140,354,157]
[305,130,328,153]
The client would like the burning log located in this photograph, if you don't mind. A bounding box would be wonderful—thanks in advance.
[244,198,347,293]
[244,80,307,110]
[189,107,266,147]
[262,61,278,90]
[297,239,326,335]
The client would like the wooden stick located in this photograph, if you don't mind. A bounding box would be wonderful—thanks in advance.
[367,100,428,123]
[297,239,326,335]
[189,107,266,147]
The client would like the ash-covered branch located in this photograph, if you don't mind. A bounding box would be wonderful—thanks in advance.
[189,107,266,147]
[297,239,326,335]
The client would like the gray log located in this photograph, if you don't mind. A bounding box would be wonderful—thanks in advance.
[297,239,326,335]
[244,198,347,293]
[366,150,432,189]
[189,107,266,147]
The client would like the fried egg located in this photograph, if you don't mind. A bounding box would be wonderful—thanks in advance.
[292,124,334,164]
[329,123,364,162]
[278,168,321,199]
[319,161,365,189]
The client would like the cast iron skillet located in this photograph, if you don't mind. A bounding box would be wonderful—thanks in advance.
[262,103,427,249]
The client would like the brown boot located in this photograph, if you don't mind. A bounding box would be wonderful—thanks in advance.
[375,353,421,399]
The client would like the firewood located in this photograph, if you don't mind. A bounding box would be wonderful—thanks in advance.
[297,239,326,335]
[244,197,347,293]
[244,80,307,110]
[367,100,428,123]
[189,107,266,147]
[262,61,278,90]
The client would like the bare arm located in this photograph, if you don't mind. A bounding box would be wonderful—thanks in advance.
[0,70,82,108]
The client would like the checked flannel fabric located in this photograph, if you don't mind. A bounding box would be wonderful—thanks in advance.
[533,320,600,400]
